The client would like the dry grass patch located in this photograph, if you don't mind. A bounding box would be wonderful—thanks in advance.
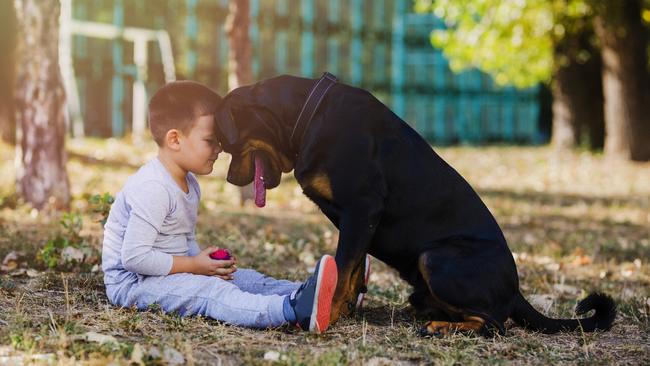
[0,140,649,364]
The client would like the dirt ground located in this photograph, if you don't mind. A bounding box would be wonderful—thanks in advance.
[0,139,649,365]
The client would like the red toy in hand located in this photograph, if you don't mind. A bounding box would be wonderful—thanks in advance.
[209,248,232,260]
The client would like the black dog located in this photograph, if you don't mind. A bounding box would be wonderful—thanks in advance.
[214,73,615,336]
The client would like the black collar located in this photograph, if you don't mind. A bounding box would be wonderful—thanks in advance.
[290,72,338,155]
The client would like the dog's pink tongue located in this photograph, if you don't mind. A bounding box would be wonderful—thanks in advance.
[254,154,266,207]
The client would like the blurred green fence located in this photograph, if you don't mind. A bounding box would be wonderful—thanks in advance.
[70,0,542,144]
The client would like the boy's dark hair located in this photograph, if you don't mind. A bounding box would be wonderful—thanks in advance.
[148,81,222,146]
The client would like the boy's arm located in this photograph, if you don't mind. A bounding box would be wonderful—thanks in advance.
[121,180,178,276]
[121,180,234,277]
[169,255,197,274]
[122,214,233,277]
[121,212,174,276]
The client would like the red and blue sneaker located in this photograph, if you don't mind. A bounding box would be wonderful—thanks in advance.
[291,255,338,333]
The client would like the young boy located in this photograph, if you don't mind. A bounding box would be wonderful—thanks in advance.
[101,80,338,333]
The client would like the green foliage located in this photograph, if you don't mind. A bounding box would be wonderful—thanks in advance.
[414,0,595,87]
[40,237,70,270]
[88,192,114,226]
[60,212,84,241]
[38,212,98,271]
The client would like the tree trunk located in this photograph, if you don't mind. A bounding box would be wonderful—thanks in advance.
[594,0,650,161]
[225,0,256,206]
[225,0,253,91]
[0,0,17,144]
[581,52,605,150]
[14,0,70,210]
[551,30,604,151]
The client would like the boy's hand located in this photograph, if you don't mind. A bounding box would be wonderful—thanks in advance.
[196,247,237,280]
[170,247,237,279]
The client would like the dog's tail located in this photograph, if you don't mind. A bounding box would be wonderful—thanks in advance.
[510,291,616,334]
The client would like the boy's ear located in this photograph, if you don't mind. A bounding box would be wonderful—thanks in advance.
[164,129,182,150]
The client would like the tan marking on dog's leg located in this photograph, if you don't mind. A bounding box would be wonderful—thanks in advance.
[330,258,367,323]
[424,321,453,336]
[423,316,486,337]
[455,316,485,332]
[330,263,351,324]
[346,260,366,315]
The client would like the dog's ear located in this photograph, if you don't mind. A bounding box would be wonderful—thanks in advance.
[215,103,238,145]
[215,97,239,146]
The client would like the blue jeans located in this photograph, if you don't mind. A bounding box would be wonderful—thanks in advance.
[105,268,300,328]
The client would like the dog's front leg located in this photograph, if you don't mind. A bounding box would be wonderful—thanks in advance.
[330,204,382,323]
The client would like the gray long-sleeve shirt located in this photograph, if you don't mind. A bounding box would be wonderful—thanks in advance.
[102,157,201,285]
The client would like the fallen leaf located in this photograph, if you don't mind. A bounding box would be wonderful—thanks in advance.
[9,268,26,277]
[162,347,184,366]
[62,246,85,263]
[82,331,117,344]
[0,354,55,364]
[553,284,579,295]
[148,346,161,359]
[130,343,144,366]
[26,269,40,278]
[147,346,184,366]
[299,251,316,267]
[529,294,554,313]
[0,251,21,272]
[544,262,561,271]
[620,269,634,278]
[264,351,281,361]
[366,357,411,366]
[621,288,635,301]
[569,255,592,267]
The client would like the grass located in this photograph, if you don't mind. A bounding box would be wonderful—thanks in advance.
[0,138,649,365]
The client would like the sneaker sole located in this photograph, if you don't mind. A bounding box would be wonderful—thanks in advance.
[309,255,338,333]
[356,255,371,309]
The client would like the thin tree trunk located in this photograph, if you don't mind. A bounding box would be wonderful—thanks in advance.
[581,51,605,150]
[225,0,253,91]
[225,0,255,206]
[594,0,650,161]
[14,0,70,210]
[0,0,17,144]
[551,66,579,150]
[551,30,604,151]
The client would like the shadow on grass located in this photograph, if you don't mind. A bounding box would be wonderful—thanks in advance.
[67,151,141,169]
[478,188,649,210]
[359,305,417,327]
[500,212,650,262]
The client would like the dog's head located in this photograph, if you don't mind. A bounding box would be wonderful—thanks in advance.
[214,86,294,194]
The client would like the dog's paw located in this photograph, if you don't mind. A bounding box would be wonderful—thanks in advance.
[419,321,451,338]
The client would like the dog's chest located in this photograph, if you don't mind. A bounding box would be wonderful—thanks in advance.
[299,173,334,201]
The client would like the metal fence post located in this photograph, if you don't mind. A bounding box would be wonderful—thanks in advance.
[111,0,124,137]
[300,0,314,77]
[391,0,406,119]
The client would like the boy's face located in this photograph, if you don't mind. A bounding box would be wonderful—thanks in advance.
[178,114,222,175]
